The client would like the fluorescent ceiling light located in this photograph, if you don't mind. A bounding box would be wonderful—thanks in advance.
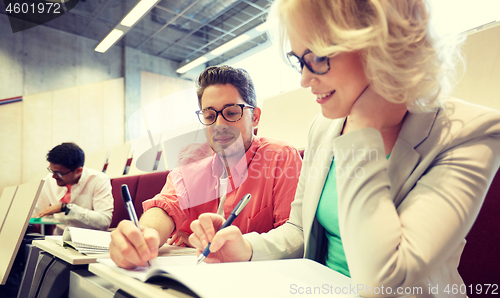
[255,22,271,32]
[177,57,209,74]
[177,22,269,74]
[210,34,251,56]
[95,29,124,53]
[121,0,157,27]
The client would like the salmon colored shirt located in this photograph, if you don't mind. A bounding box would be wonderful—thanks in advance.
[143,136,302,235]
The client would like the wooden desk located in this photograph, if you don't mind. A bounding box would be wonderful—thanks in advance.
[32,239,108,265]
[19,240,108,297]
[29,240,196,298]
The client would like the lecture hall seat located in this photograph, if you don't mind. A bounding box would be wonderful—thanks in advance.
[109,175,139,229]
[458,169,500,291]
[108,171,169,229]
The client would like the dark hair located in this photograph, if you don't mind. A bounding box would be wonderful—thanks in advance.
[196,65,257,108]
[47,142,85,170]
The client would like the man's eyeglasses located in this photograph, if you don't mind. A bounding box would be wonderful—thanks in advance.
[286,49,330,75]
[196,104,255,126]
[47,167,73,179]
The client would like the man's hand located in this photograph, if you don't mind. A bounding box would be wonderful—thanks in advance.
[109,220,160,269]
[189,213,253,263]
[37,204,63,217]
[166,230,192,247]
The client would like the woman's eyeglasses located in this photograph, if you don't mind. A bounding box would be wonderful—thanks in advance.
[286,50,330,75]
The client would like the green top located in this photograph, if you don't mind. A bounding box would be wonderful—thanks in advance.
[316,154,390,277]
[316,157,350,277]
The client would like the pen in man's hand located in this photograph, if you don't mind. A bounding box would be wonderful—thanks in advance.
[197,193,251,264]
[121,184,151,267]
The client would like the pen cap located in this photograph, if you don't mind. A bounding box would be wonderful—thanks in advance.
[121,184,132,204]
[234,194,251,216]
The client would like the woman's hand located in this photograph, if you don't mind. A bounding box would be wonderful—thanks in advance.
[189,213,253,263]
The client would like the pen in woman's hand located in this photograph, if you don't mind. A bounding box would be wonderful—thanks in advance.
[197,193,251,264]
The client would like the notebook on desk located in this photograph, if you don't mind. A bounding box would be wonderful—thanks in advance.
[61,226,111,254]
[96,257,355,298]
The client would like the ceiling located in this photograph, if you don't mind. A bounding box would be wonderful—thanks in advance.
[0,0,272,68]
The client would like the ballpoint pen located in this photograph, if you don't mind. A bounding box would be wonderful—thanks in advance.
[197,193,252,264]
[121,184,151,267]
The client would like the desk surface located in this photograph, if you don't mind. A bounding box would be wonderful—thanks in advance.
[32,240,109,265]
[89,263,190,298]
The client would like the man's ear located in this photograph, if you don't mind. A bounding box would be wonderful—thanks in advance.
[252,107,261,127]
[75,167,83,175]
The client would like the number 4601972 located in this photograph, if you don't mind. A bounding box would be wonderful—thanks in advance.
[444,284,499,295]
[5,2,62,14]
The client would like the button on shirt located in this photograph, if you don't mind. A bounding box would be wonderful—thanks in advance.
[143,136,302,236]
[33,167,114,235]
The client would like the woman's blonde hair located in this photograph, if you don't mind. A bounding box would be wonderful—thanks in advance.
[269,0,464,111]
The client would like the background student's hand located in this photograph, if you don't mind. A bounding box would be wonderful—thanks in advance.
[189,213,253,263]
[37,204,63,217]
[166,230,192,247]
[110,220,160,269]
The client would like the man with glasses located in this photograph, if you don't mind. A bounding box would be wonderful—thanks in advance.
[33,142,113,235]
[110,66,302,269]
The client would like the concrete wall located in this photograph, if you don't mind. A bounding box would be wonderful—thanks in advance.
[0,78,125,197]
[124,47,186,141]
[451,24,500,110]
[0,14,123,99]
[0,14,184,197]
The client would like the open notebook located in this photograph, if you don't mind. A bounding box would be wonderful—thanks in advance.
[62,227,111,254]
[97,257,355,298]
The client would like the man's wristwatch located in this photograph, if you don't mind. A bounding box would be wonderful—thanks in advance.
[64,203,73,215]
[61,203,73,215]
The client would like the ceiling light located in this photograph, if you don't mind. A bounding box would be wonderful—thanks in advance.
[176,22,270,74]
[121,0,158,27]
[210,35,251,56]
[95,29,124,53]
[255,22,271,32]
[177,57,209,74]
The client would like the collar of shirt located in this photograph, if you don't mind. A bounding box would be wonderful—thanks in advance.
[69,166,89,193]
[210,136,261,181]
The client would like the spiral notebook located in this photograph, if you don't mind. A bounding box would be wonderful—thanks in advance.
[62,226,111,254]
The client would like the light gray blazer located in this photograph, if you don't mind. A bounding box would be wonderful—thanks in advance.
[244,98,500,297]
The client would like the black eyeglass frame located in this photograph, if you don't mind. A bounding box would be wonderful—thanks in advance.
[195,103,255,126]
[47,166,74,179]
[286,49,331,75]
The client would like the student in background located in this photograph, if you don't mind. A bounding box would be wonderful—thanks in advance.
[109,66,302,269]
[33,142,113,234]
[188,1,500,296]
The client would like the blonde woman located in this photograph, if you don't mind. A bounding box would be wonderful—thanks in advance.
[189,0,500,296]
